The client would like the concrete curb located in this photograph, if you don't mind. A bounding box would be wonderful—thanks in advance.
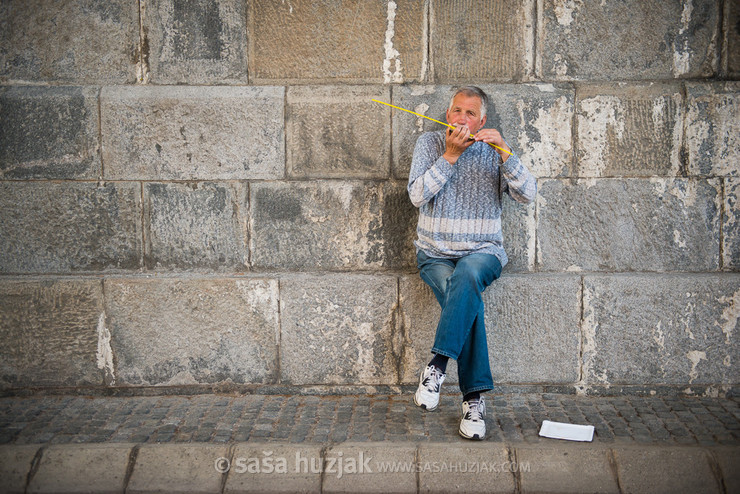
[1,441,736,494]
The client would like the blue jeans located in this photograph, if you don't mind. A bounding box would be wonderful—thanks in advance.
[417,250,502,396]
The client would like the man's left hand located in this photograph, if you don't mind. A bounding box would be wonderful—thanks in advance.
[473,128,511,162]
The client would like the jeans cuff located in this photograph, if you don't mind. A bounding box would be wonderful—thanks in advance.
[460,385,494,396]
[430,348,457,359]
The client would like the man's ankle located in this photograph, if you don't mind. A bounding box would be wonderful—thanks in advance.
[428,353,449,374]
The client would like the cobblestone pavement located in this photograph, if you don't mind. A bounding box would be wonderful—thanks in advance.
[1,392,738,446]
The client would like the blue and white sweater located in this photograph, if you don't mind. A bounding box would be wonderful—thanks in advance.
[407,130,537,266]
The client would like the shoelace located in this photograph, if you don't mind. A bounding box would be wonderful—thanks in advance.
[423,366,444,392]
[465,399,485,422]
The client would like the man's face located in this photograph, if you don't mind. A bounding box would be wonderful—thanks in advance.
[446,94,487,134]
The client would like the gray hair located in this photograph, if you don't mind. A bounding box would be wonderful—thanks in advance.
[448,86,488,118]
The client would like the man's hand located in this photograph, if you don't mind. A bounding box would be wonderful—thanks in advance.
[442,124,475,165]
[473,128,511,162]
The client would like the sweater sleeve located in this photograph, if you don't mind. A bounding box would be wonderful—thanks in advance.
[407,132,455,208]
[498,150,537,205]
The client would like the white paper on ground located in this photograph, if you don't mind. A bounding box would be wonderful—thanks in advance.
[539,420,595,442]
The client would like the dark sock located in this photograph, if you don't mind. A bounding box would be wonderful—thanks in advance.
[428,353,449,373]
[463,391,480,403]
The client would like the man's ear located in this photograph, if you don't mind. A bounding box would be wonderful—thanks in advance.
[480,115,487,128]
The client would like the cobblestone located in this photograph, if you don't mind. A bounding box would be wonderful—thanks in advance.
[0,393,737,446]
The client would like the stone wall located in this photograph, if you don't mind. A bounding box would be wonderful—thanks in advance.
[0,0,738,396]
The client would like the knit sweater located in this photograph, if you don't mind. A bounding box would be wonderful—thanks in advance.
[407,130,537,266]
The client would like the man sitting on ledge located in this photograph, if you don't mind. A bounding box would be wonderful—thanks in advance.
[408,86,537,440]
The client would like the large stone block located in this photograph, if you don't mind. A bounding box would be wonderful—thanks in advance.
[0,0,139,83]
[105,278,279,385]
[431,0,534,82]
[727,1,740,77]
[128,444,228,494]
[516,446,619,494]
[0,182,142,273]
[279,274,398,385]
[686,82,739,177]
[576,83,684,177]
[484,274,581,384]
[287,86,390,178]
[224,444,323,493]
[248,0,425,83]
[144,182,248,271]
[0,279,104,388]
[250,181,416,270]
[144,0,248,84]
[0,445,40,494]
[28,444,133,494]
[390,85,451,180]
[613,448,721,494]
[501,193,536,273]
[538,0,719,80]
[100,85,284,180]
[391,84,573,180]
[418,444,515,493]
[399,274,581,386]
[537,178,721,272]
[725,178,739,271]
[0,86,100,180]
[322,444,417,494]
[581,274,740,387]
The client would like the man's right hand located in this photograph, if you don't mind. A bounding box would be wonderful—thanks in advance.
[442,124,475,165]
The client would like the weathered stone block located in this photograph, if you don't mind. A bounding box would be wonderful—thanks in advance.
[28,444,133,494]
[0,0,139,83]
[582,274,740,387]
[0,86,100,179]
[390,85,451,180]
[248,0,425,83]
[725,178,739,271]
[391,84,573,180]
[287,86,390,178]
[484,274,581,384]
[250,181,416,270]
[576,83,683,177]
[279,274,398,385]
[128,444,228,494]
[0,279,104,388]
[686,82,739,177]
[144,0,248,84]
[105,278,279,385]
[537,179,721,272]
[0,182,142,273]
[517,446,618,494]
[400,274,581,385]
[483,83,574,179]
[538,0,719,79]
[418,444,515,493]
[100,85,284,180]
[501,196,536,273]
[144,182,247,271]
[224,444,322,493]
[0,445,40,494]
[727,1,740,77]
[432,0,534,82]
[613,448,721,494]
[322,444,416,493]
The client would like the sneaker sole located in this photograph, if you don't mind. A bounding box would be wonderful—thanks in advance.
[413,392,437,411]
[458,427,485,440]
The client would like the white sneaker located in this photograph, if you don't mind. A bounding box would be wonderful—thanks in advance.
[413,365,446,411]
[459,397,486,440]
